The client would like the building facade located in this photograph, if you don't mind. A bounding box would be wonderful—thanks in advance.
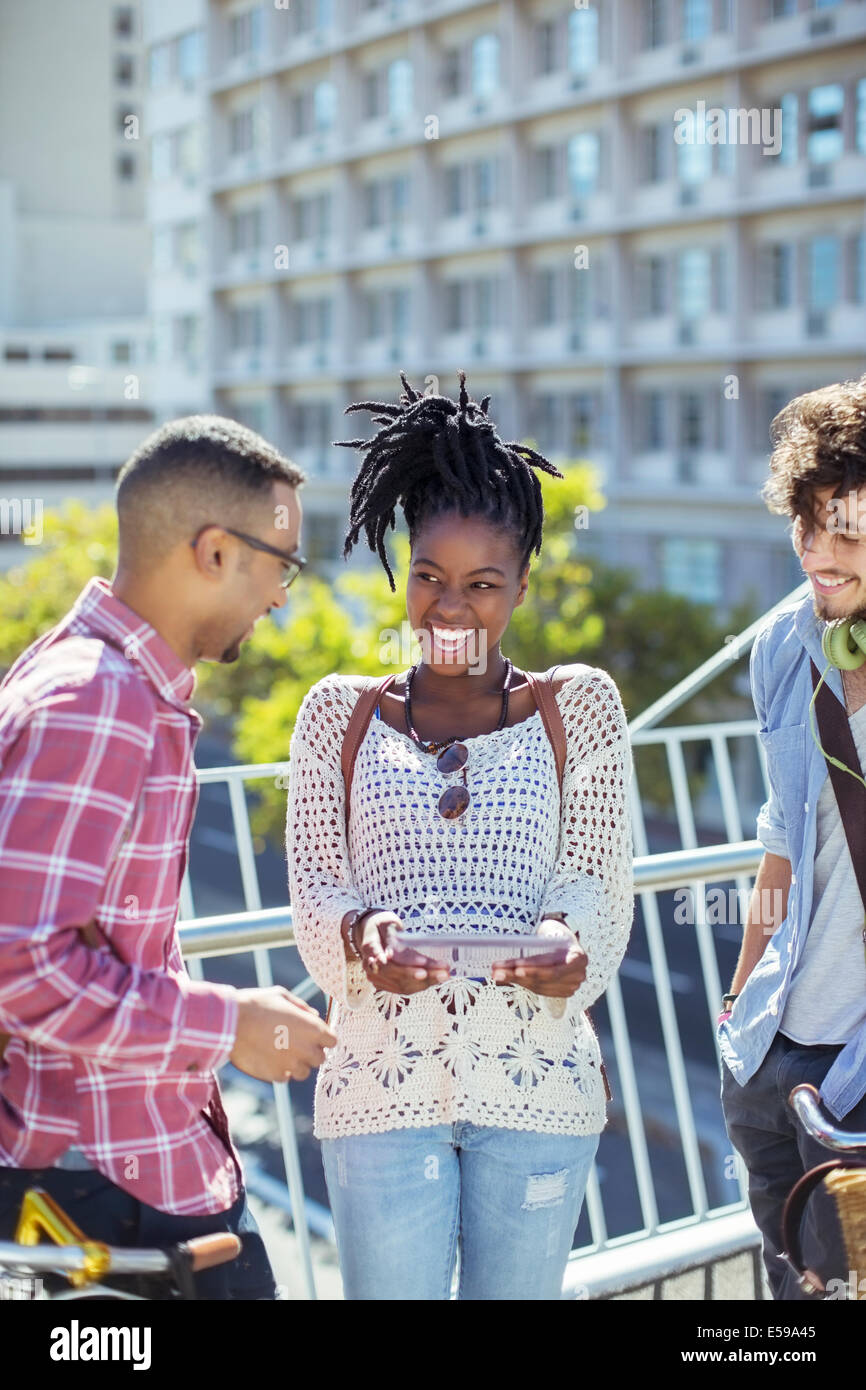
[0,0,152,551]
[144,0,866,602]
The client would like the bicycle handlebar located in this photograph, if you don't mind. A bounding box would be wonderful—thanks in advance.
[789,1083,866,1151]
[0,1232,241,1278]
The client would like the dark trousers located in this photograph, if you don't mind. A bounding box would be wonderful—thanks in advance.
[721,1032,866,1301]
[0,1164,277,1300]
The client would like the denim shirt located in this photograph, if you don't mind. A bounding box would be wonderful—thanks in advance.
[719,594,866,1120]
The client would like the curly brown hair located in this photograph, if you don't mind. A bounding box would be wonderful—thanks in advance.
[763,374,866,528]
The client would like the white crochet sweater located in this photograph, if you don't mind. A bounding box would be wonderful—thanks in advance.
[286,666,634,1140]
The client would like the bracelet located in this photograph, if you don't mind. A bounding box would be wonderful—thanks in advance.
[346,907,383,960]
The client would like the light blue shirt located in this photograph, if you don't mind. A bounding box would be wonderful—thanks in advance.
[719,594,866,1120]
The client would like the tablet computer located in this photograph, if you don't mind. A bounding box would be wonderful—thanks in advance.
[391,932,570,978]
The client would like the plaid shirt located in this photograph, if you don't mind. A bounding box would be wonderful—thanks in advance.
[0,578,242,1215]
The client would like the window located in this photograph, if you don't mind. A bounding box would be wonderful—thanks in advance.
[447,278,500,332]
[303,513,341,564]
[769,0,796,15]
[661,538,721,603]
[471,34,499,99]
[313,81,336,132]
[473,158,496,210]
[535,147,558,200]
[530,394,561,451]
[757,387,790,448]
[758,243,793,309]
[676,248,712,318]
[230,109,258,156]
[807,83,844,164]
[293,0,333,32]
[536,21,556,75]
[388,59,413,119]
[230,305,264,351]
[858,79,866,155]
[677,111,713,185]
[567,133,600,199]
[568,8,599,74]
[566,393,597,452]
[177,126,201,177]
[775,92,798,164]
[639,125,667,184]
[682,0,712,41]
[638,390,666,450]
[678,390,704,447]
[535,268,557,326]
[644,0,667,48]
[853,233,866,305]
[809,235,840,308]
[174,314,202,361]
[117,153,136,182]
[151,133,173,181]
[230,208,262,254]
[111,341,132,363]
[568,267,590,324]
[152,225,173,271]
[292,401,332,449]
[363,287,409,339]
[115,55,135,85]
[635,256,667,316]
[115,7,135,39]
[176,223,200,272]
[295,299,332,345]
[230,8,264,59]
[149,43,172,89]
[293,191,331,240]
[442,49,462,100]
[177,32,205,83]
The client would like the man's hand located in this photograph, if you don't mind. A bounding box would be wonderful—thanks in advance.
[230,986,337,1083]
[357,911,451,995]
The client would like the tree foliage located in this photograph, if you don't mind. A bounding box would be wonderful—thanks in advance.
[0,473,756,845]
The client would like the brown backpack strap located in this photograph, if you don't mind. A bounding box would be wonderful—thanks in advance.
[340,674,398,835]
[524,666,566,790]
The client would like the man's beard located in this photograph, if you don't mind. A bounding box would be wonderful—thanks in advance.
[813,593,866,625]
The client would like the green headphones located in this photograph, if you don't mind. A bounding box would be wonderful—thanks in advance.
[811,619,866,791]
[821,618,866,670]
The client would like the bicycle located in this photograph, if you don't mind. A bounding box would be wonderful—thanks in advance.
[0,1187,241,1301]
[781,1083,866,1300]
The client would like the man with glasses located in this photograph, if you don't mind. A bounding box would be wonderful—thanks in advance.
[0,415,335,1299]
[719,375,866,1300]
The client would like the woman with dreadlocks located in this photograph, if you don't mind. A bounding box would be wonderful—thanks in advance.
[286,371,633,1300]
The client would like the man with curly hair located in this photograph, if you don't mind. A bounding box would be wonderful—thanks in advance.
[719,373,866,1300]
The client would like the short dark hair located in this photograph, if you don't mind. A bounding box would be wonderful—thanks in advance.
[763,374,866,525]
[336,370,563,591]
[116,415,304,566]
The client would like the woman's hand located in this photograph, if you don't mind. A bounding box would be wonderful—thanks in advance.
[491,917,588,999]
[356,911,452,996]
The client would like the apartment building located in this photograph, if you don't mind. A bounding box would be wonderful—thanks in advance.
[0,1,152,548]
[144,0,866,601]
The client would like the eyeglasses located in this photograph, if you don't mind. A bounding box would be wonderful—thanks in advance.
[191,525,307,589]
[437,741,470,820]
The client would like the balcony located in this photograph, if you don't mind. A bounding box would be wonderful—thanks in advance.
[172,587,812,1299]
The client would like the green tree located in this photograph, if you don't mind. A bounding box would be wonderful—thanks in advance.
[0,477,757,845]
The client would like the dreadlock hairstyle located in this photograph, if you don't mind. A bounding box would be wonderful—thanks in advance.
[335,370,564,591]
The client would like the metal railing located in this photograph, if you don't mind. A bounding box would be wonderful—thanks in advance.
[178,586,810,1298]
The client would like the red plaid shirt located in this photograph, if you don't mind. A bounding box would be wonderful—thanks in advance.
[0,578,242,1215]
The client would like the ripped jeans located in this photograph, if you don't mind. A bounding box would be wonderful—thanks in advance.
[321,1123,599,1300]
